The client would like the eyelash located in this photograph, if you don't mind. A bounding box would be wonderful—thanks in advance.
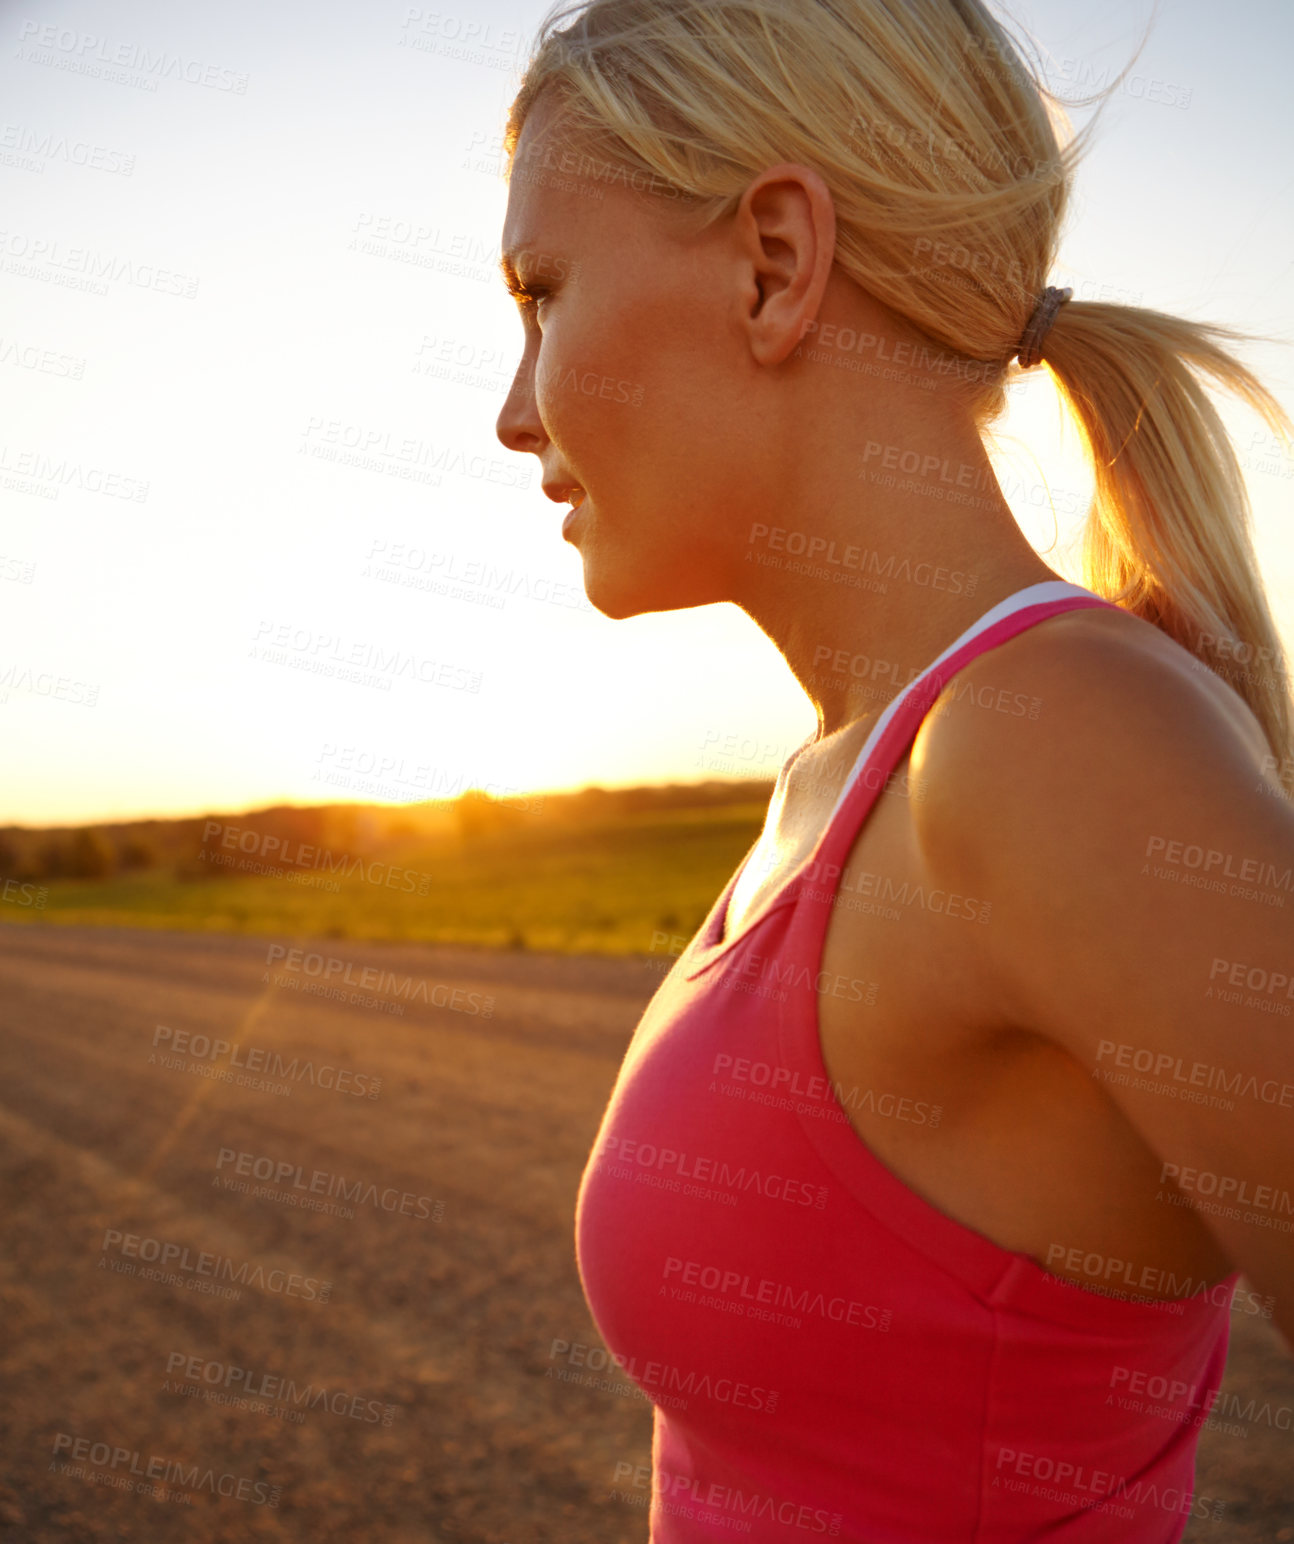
[511,283,550,314]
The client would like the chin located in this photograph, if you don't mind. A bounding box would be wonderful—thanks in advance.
[582,578,651,621]
[582,568,712,620]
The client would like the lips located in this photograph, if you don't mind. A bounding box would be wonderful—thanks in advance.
[541,481,586,508]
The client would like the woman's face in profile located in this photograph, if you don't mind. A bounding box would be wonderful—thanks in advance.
[497,93,765,619]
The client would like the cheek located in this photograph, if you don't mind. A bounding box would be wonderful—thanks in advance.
[535,323,654,461]
[535,285,729,496]
[626,293,733,442]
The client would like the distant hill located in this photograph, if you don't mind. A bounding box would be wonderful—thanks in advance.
[0,780,776,954]
[0,777,774,883]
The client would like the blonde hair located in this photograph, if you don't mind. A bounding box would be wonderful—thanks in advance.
[503,0,1293,767]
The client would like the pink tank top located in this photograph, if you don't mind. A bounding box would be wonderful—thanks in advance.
[575,581,1240,1542]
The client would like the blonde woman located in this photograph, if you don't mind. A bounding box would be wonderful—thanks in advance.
[494,1,1294,1537]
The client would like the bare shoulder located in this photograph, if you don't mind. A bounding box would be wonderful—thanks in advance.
[911,601,1281,870]
[903,594,1294,1034]
[1019,602,1275,759]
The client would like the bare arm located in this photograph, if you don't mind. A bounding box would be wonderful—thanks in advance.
[913,617,1294,1346]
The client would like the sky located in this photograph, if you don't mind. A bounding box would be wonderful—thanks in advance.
[2,0,1291,826]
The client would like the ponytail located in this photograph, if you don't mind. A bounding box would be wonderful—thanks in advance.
[1042,305,1293,769]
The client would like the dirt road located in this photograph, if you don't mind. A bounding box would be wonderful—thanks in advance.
[0,926,1289,1542]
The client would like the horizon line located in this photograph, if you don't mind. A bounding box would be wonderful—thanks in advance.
[0,771,778,834]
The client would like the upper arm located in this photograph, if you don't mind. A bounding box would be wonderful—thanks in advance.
[910,616,1294,1336]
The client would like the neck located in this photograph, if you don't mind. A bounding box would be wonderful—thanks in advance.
[730,428,1060,744]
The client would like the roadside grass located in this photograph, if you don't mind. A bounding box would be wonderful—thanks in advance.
[0,802,768,956]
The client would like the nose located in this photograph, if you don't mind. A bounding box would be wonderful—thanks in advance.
[495,340,545,457]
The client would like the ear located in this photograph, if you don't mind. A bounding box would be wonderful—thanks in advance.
[733,162,837,366]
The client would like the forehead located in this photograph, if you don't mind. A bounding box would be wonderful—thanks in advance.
[500,92,665,280]
[500,98,583,263]
[499,92,695,286]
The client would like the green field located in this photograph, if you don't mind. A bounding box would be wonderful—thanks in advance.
[0,801,768,956]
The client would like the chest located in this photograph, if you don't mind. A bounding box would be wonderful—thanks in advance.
[725,749,976,1086]
[716,750,1234,1295]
